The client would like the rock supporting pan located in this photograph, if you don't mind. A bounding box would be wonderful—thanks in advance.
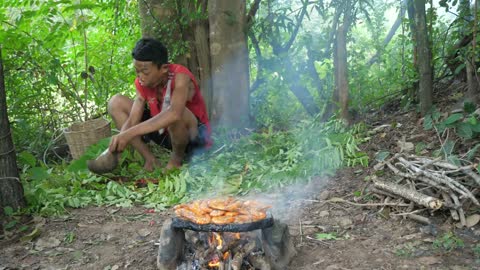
[171,213,274,232]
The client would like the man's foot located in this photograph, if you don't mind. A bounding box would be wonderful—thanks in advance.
[165,159,182,170]
[144,158,162,172]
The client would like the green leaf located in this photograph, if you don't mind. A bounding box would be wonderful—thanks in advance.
[20,227,41,242]
[27,167,50,181]
[441,140,456,156]
[375,151,390,161]
[471,123,480,133]
[316,233,337,240]
[467,144,480,161]
[443,113,463,125]
[4,206,14,216]
[454,63,466,75]
[5,220,17,230]
[457,123,473,139]
[447,155,461,166]
[464,101,476,114]
[67,137,111,173]
[18,151,37,167]
[423,115,433,130]
[64,232,75,244]
[415,142,427,154]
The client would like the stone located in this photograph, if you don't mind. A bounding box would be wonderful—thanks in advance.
[261,220,296,270]
[338,217,353,227]
[157,218,185,270]
[466,214,480,228]
[318,190,331,200]
[319,211,329,218]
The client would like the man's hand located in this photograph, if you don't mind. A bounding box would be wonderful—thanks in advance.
[109,131,132,153]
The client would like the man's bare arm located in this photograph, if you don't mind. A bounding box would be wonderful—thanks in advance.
[122,95,145,131]
[123,73,190,138]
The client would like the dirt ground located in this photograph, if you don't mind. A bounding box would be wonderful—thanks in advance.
[2,83,480,270]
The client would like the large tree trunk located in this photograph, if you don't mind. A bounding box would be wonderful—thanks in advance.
[335,22,350,121]
[208,0,250,126]
[414,0,433,115]
[0,47,26,216]
[193,20,213,116]
[466,0,480,102]
[325,2,352,121]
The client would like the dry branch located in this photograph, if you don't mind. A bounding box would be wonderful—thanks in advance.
[373,179,443,210]
[374,154,480,226]
[406,213,431,224]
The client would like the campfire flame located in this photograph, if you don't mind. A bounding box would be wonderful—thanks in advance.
[207,233,234,268]
[223,251,230,260]
[208,259,220,268]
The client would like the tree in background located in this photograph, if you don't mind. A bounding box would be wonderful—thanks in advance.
[249,0,321,118]
[0,47,26,216]
[414,0,433,115]
[332,0,354,121]
[208,1,250,126]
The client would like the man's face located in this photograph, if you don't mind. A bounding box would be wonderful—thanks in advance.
[133,60,168,88]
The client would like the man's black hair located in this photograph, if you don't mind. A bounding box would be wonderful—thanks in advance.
[132,38,168,68]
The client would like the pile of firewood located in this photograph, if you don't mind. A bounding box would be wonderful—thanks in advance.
[372,153,480,227]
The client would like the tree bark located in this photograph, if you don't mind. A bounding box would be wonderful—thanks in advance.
[335,22,350,121]
[467,0,480,102]
[414,0,433,115]
[208,0,250,127]
[306,48,327,100]
[0,47,26,215]
[193,18,213,117]
[325,1,352,121]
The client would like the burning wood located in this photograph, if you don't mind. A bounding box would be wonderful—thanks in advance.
[158,199,295,270]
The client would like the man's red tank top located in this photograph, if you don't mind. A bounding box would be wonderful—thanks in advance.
[134,64,212,146]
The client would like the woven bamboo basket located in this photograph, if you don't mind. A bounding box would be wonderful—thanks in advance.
[64,117,111,159]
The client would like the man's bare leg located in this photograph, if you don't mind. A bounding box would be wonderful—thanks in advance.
[166,108,199,170]
[108,94,161,171]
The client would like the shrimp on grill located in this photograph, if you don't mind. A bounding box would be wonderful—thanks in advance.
[173,197,270,225]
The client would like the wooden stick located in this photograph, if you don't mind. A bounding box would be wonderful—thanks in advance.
[305,236,332,247]
[398,157,479,205]
[326,197,411,207]
[406,213,431,224]
[371,187,399,198]
[299,219,303,244]
[373,179,443,209]
[247,254,272,270]
[461,168,480,186]
[442,192,459,221]
[451,193,466,227]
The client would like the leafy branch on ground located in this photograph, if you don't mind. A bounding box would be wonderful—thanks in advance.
[16,118,369,216]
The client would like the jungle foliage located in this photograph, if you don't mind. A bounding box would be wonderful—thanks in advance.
[1,0,478,215]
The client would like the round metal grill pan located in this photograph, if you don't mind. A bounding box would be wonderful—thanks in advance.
[172,213,274,232]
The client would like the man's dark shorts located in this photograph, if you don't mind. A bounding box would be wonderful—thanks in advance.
[140,108,209,160]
